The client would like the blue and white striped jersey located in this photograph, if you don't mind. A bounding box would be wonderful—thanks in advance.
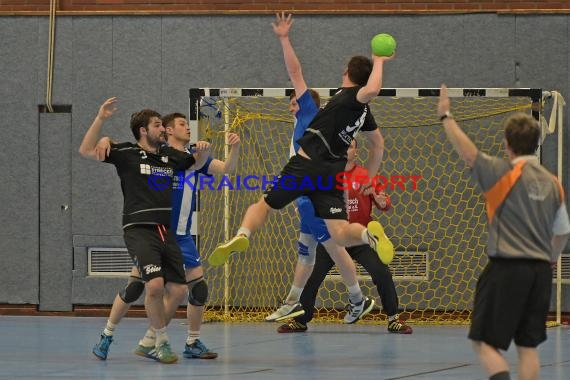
[171,151,213,236]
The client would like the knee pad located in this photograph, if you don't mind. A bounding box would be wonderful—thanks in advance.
[297,233,317,266]
[187,276,208,306]
[118,276,145,303]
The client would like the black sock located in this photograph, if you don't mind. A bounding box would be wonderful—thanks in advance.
[489,371,510,380]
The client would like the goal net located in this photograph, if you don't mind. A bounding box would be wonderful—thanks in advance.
[189,87,547,324]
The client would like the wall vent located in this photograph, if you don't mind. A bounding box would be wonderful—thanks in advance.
[88,248,131,276]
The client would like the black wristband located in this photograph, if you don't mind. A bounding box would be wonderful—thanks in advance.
[439,111,453,121]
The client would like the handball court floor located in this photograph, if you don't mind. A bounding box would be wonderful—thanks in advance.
[1,315,569,379]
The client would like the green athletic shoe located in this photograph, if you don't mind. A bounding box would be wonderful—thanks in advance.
[134,344,156,359]
[208,235,249,266]
[134,342,178,364]
[366,221,395,265]
[155,342,178,364]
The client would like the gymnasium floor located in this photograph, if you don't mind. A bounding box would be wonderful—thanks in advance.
[1,316,568,379]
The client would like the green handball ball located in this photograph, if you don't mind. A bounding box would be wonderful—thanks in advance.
[371,33,396,57]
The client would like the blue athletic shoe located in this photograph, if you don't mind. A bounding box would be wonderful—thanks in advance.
[183,339,218,359]
[92,334,113,360]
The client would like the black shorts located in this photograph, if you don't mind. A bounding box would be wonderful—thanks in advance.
[123,224,186,284]
[263,154,347,219]
[468,257,552,350]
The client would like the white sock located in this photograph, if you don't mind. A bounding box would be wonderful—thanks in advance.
[139,328,156,347]
[388,314,399,322]
[285,286,303,304]
[348,283,363,304]
[187,330,200,345]
[237,227,251,238]
[361,228,369,245]
[103,320,116,336]
[154,327,168,346]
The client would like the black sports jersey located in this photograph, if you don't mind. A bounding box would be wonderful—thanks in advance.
[104,142,195,228]
[297,86,377,161]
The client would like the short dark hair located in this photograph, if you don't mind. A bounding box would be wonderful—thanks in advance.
[347,55,373,87]
[504,113,540,155]
[162,112,187,129]
[289,89,321,108]
[130,109,161,140]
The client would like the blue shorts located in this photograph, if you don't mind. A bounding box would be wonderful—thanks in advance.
[297,196,331,244]
[175,234,201,269]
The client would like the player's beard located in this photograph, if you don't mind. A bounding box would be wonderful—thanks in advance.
[148,132,166,149]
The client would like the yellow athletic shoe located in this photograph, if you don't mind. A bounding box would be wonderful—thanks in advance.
[208,235,249,266]
[366,221,395,265]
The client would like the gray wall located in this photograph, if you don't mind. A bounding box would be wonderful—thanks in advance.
[1,14,569,310]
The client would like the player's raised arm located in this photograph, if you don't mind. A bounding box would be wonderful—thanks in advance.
[79,97,118,161]
[272,12,308,98]
[94,136,113,161]
[191,140,211,171]
[437,84,478,167]
[207,133,241,175]
[356,56,390,104]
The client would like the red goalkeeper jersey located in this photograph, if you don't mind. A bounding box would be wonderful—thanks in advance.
[345,165,392,227]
